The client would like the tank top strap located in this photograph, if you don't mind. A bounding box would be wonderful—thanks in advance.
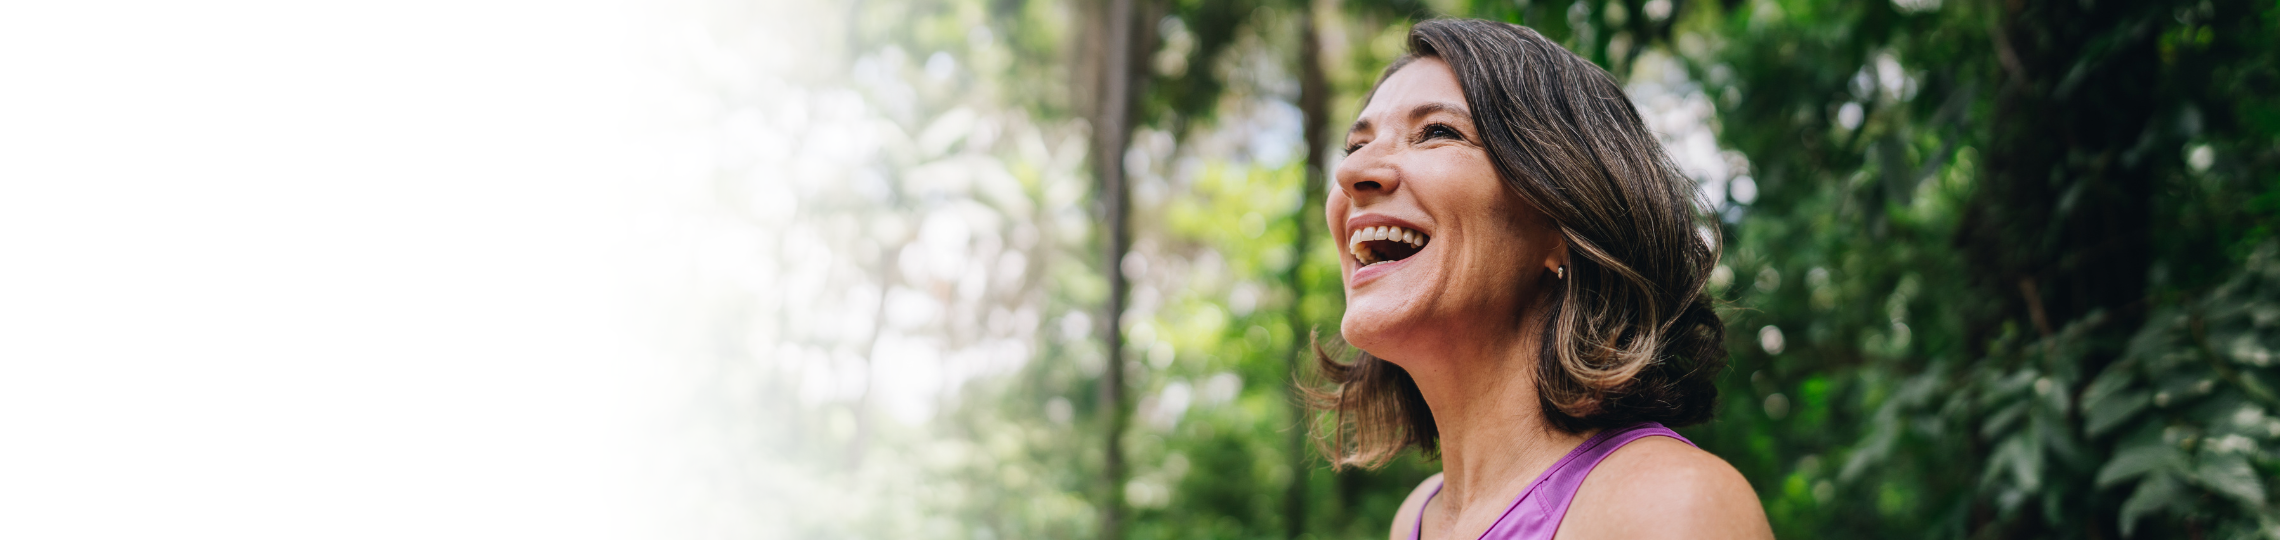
[1480,422,1692,539]
[1411,422,1692,540]
[1410,480,1442,540]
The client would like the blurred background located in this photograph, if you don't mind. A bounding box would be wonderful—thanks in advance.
[4,0,2277,538]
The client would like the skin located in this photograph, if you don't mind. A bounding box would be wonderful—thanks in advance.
[1329,57,1773,540]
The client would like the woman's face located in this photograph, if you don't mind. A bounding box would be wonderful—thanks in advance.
[1328,57,1565,361]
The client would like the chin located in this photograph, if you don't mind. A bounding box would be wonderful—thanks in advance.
[1339,303,1424,361]
[1341,262,1447,355]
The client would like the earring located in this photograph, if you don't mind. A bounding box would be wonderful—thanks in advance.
[1556,265,1566,280]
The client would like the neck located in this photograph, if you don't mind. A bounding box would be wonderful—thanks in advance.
[1397,319,1593,516]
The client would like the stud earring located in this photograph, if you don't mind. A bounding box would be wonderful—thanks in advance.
[1556,265,1567,280]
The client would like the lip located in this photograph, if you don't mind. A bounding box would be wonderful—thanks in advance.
[1349,251,1412,286]
[1343,213,1433,287]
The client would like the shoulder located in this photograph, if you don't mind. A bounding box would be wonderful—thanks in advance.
[1559,436,1772,540]
[1386,472,1443,540]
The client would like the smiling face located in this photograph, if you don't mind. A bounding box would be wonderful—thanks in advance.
[1329,57,1567,363]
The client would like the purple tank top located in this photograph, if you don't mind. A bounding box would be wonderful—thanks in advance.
[1409,422,1693,540]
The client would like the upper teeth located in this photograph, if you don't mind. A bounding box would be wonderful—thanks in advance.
[1348,225,1429,265]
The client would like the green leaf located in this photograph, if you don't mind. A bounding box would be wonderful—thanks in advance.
[1980,435,2043,493]
[2120,472,2183,538]
[2081,359,2138,406]
[2086,390,2152,436]
[2190,453,2267,507]
[1980,400,2031,439]
[2096,442,2183,488]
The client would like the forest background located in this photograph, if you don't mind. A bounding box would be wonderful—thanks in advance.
[679,0,2280,538]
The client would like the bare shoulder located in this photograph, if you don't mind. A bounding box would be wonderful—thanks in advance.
[1559,436,1772,540]
[1386,472,1444,540]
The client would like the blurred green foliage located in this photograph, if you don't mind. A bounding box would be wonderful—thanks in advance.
[750,0,2280,537]
[1658,0,2280,537]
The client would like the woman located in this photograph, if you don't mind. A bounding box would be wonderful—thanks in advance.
[1312,19,1774,540]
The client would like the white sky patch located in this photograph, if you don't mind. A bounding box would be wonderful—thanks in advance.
[1250,100,1306,168]
[1892,0,1943,13]
[872,335,946,425]
[1733,175,1761,204]
[1627,51,1749,211]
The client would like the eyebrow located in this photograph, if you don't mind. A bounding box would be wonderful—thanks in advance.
[1346,101,1473,139]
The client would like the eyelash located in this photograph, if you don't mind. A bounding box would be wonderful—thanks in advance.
[1418,124,1461,142]
[1345,123,1462,155]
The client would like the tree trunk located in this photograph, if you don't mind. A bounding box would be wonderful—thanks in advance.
[847,242,898,470]
[1958,0,2165,534]
[1085,0,1140,536]
[1962,0,2160,345]
[1285,4,1333,538]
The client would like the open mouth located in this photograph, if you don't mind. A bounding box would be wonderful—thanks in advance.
[1348,225,1430,267]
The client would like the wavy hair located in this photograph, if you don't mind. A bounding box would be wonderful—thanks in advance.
[1305,18,1727,470]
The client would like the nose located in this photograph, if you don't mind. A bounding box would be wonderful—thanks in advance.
[1334,145,1400,206]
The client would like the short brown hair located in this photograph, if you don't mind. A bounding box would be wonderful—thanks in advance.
[1307,19,1726,470]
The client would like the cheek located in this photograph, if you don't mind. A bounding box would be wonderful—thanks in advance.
[1444,175,1542,292]
[1459,169,1534,245]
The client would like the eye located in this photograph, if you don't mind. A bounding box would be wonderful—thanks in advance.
[1343,141,1366,155]
[1421,124,1462,141]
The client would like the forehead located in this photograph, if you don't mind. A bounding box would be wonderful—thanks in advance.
[1358,57,1465,121]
